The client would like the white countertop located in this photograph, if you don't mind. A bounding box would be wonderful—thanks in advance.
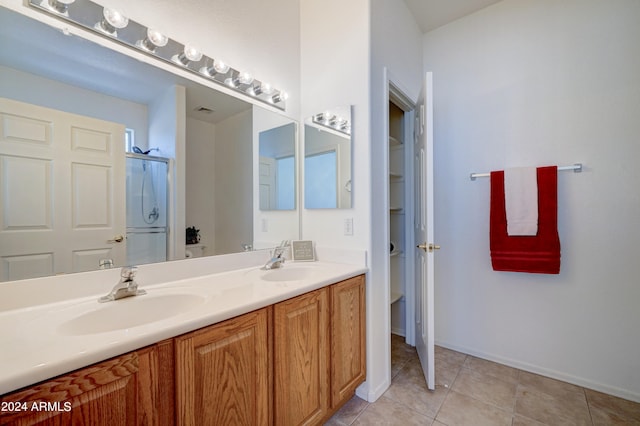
[0,259,367,395]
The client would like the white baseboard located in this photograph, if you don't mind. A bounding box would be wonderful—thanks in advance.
[391,327,405,337]
[435,340,640,403]
[357,377,391,403]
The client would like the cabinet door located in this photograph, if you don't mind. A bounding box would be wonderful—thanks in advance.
[0,342,174,426]
[174,308,271,426]
[274,288,329,426]
[331,275,366,408]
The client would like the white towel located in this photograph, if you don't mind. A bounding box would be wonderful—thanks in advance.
[504,167,538,236]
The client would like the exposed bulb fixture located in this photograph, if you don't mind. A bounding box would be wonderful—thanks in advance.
[42,0,75,14]
[137,28,168,52]
[213,60,230,74]
[172,45,203,66]
[238,72,254,86]
[271,91,288,104]
[95,7,128,35]
[200,59,230,77]
[312,109,351,135]
[250,82,273,96]
[28,0,288,110]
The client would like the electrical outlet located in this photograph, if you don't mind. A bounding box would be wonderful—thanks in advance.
[261,218,268,232]
[344,218,354,236]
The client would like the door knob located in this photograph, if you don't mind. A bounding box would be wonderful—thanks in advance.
[108,235,124,243]
[417,243,440,252]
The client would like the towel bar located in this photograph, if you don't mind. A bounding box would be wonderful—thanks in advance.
[470,163,582,181]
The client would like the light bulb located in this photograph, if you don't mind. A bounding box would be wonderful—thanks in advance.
[137,29,168,52]
[238,72,254,85]
[147,29,168,47]
[103,8,128,29]
[172,45,203,66]
[271,91,288,103]
[45,0,75,14]
[213,60,230,74]
[96,7,128,35]
[261,83,274,95]
[183,45,202,62]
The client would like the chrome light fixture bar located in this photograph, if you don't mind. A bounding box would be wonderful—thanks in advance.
[312,111,351,136]
[28,0,287,110]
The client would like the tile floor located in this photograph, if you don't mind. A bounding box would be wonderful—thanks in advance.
[325,334,640,425]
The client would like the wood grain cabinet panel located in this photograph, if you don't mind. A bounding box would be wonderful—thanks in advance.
[330,275,366,409]
[274,288,330,426]
[0,340,174,426]
[174,308,271,426]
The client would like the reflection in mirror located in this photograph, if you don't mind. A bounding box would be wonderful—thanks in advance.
[259,123,296,211]
[304,106,352,209]
[0,6,299,282]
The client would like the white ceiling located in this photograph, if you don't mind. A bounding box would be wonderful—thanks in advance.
[403,0,503,33]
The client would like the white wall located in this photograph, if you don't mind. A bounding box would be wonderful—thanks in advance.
[215,110,253,255]
[185,117,216,255]
[91,0,301,120]
[0,66,148,146]
[300,0,373,398]
[424,0,640,401]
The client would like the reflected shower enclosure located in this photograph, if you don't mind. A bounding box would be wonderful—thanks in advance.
[126,154,169,266]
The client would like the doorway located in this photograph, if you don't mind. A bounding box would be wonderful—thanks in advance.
[387,85,416,349]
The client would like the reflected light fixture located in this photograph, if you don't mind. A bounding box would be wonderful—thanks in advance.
[28,0,288,110]
[271,91,288,104]
[42,0,75,14]
[137,28,168,52]
[95,7,129,36]
[172,45,203,66]
[312,109,351,135]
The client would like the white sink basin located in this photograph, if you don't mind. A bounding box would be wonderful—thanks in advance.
[57,293,206,336]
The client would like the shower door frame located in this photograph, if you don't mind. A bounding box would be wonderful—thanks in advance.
[125,152,170,265]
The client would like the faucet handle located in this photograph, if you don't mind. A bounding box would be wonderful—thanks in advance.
[121,266,137,281]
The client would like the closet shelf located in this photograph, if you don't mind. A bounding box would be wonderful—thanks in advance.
[388,136,402,146]
[390,250,403,257]
[389,171,403,179]
[390,292,403,305]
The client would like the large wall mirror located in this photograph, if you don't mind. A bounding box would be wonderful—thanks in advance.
[304,106,352,209]
[0,6,299,282]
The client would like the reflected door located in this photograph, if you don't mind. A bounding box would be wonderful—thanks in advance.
[0,98,126,281]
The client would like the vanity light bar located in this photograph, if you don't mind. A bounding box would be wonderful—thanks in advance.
[312,111,351,136]
[28,0,287,110]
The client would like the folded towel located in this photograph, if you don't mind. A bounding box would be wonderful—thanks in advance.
[504,167,538,236]
[490,166,561,274]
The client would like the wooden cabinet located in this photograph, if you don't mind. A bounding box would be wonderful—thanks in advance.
[273,275,366,425]
[274,288,330,426]
[330,275,366,409]
[1,275,366,426]
[0,340,174,426]
[174,307,271,426]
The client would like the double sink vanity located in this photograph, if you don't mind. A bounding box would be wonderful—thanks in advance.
[0,252,367,425]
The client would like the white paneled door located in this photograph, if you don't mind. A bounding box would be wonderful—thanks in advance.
[0,98,126,281]
[414,73,436,390]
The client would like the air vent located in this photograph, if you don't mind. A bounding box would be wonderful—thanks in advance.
[194,106,215,114]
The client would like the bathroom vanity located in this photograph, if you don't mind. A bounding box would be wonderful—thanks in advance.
[0,258,366,426]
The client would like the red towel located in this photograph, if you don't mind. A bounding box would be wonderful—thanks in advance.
[490,166,561,274]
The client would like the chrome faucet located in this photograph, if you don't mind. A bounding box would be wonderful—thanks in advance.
[262,240,290,270]
[98,266,147,303]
